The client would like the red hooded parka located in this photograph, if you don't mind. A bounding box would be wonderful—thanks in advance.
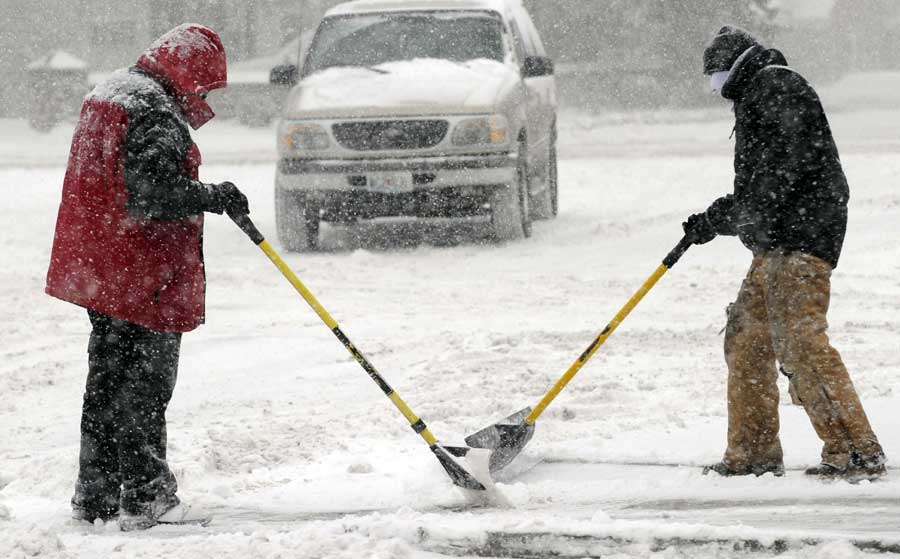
[46,24,227,332]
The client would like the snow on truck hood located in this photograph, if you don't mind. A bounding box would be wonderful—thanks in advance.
[285,58,518,118]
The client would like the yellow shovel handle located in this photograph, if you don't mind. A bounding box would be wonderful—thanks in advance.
[525,236,692,425]
[232,213,439,447]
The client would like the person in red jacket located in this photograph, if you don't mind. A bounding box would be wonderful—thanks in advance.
[46,24,249,531]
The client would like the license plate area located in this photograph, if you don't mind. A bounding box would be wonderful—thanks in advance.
[355,172,414,193]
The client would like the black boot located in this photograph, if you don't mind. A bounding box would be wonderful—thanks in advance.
[703,461,785,477]
[806,452,887,482]
[804,462,843,478]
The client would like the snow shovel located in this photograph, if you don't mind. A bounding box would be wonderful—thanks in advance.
[465,235,694,473]
[231,213,487,491]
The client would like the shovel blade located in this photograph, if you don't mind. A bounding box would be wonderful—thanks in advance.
[431,444,487,491]
[464,407,535,473]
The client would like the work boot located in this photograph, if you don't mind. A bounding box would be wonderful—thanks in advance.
[703,461,785,477]
[804,462,843,478]
[71,479,120,525]
[806,452,887,483]
[118,494,180,532]
[71,504,118,524]
[119,496,211,531]
[156,502,211,526]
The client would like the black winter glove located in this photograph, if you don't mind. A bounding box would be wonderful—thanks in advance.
[682,212,717,245]
[206,181,250,216]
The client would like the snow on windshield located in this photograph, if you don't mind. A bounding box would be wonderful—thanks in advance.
[303,11,505,77]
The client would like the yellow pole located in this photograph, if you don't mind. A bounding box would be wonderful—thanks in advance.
[258,241,338,328]
[256,239,438,447]
[230,213,488,490]
[525,263,670,424]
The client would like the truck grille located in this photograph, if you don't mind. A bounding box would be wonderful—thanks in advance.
[332,120,449,151]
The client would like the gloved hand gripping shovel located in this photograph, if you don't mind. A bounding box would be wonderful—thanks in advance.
[231,213,487,491]
[465,236,694,473]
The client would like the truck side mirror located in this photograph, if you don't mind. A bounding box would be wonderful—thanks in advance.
[522,56,554,78]
[270,64,298,86]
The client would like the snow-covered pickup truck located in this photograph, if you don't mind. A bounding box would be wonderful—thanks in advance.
[271,0,557,250]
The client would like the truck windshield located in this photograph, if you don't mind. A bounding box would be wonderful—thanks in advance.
[303,11,505,76]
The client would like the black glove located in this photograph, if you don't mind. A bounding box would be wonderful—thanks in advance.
[682,212,717,245]
[206,181,249,216]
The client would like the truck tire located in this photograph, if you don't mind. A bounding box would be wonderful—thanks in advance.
[549,126,559,217]
[531,126,558,220]
[490,142,531,241]
[275,187,319,252]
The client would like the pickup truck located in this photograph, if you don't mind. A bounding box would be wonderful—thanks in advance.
[271,0,557,250]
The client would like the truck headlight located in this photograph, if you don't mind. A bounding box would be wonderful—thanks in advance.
[451,116,509,146]
[279,121,330,153]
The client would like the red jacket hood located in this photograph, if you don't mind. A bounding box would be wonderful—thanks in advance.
[136,24,227,129]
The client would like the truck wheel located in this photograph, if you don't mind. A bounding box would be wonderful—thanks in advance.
[549,127,559,217]
[490,142,531,241]
[275,187,319,252]
[531,127,558,220]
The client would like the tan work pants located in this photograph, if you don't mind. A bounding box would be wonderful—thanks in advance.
[722,251,882,470]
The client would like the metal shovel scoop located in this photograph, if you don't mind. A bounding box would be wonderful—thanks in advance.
[465,407,535,473]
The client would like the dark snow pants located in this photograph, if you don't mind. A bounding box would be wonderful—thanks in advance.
[722,251,883,471]
[72,310,181,518]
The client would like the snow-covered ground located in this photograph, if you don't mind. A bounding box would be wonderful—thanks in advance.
[2,107,900,558]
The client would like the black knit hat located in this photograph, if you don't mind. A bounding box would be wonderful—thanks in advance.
[703,25,761,75]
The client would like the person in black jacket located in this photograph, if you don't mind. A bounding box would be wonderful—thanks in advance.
[684,26,885,481]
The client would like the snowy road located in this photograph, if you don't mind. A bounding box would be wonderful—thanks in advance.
[2,110,900,558]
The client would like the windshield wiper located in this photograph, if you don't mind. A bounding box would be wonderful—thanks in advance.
[363,65,389,74]
[319,64,389,74]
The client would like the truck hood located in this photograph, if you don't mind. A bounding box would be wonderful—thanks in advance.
[284,58,519,119]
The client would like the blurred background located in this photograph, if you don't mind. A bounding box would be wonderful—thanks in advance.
[1,0,899,129]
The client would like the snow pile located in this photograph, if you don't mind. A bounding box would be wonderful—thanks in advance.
[287,58,517,115]
[0,524,68,559]
[25,51,88,71]
[457,448,513,507]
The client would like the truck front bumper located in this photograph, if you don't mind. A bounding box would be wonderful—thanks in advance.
[275,153,517,192]
[275,153,518,221]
